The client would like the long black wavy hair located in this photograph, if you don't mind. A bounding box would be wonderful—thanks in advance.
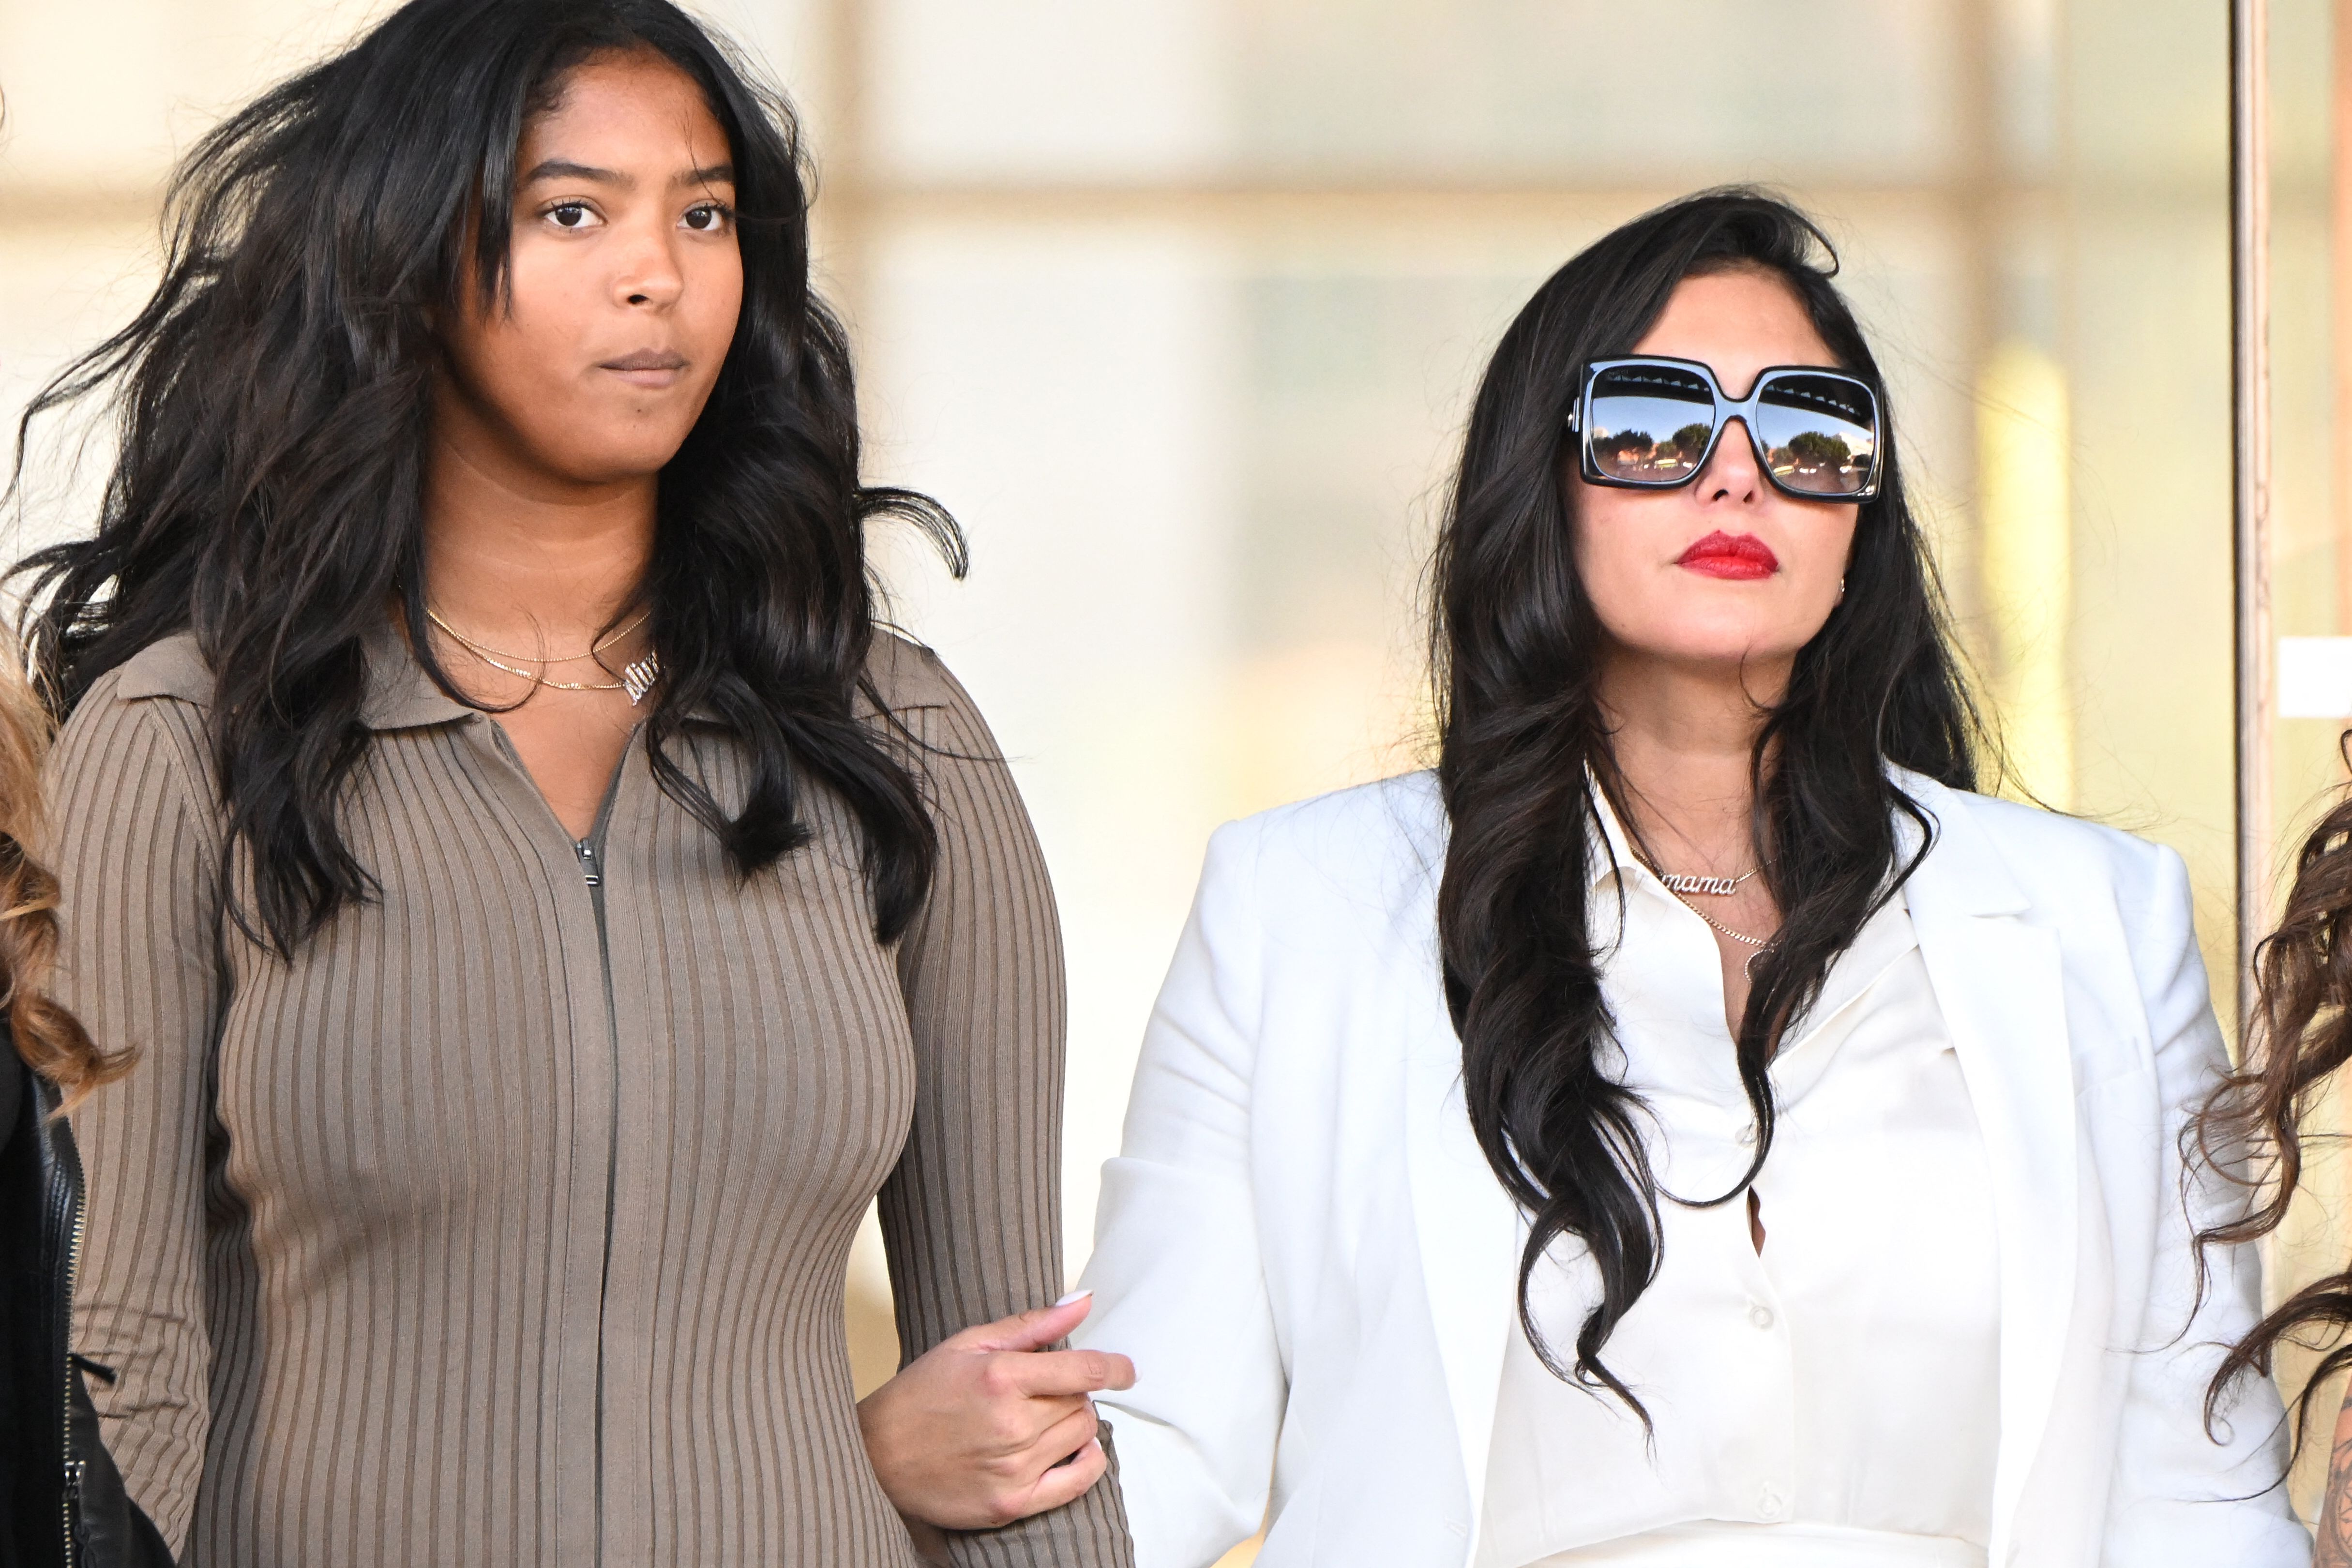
[10,0,961,955]
[1432,189,1983,1416]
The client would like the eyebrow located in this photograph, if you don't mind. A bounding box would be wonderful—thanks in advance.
[519,159,737,189]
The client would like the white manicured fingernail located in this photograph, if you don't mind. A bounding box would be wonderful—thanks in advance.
[1055,1289,1092,1307]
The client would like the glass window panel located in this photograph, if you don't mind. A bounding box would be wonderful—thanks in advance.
[1232,0,1964,182]
[866,0,1227,180]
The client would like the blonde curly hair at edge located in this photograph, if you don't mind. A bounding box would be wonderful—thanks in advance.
[0,633,128,1109]
[0,86,133,1110]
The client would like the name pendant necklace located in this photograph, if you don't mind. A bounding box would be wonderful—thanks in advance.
[1650,860,1772,972]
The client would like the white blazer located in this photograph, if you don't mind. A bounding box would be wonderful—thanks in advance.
[1074,770,2308,1568]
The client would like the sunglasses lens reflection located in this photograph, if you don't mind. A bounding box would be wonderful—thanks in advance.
[1753,373,1877,497]
[1586,364,1716,484]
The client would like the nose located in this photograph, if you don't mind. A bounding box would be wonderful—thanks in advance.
[1697,415,1765,504]
[613,224,685,311]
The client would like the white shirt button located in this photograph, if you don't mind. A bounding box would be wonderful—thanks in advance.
[1757,1483,1788,1521]
[1736,1123,1758,1147]
[1746,1300,1775,1330]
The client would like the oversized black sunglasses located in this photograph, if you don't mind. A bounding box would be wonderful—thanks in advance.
[1567,355,1882,501]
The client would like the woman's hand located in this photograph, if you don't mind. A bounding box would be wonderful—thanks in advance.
[859,1290,1137,1532]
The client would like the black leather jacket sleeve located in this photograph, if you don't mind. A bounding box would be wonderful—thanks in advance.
[1,1053,172,1568]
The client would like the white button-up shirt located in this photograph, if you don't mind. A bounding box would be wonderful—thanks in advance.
[1475,798,2002,1568]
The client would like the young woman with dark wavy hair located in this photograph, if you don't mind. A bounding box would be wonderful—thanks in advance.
[866,191,2309,1566]
[12,2,1133,1564]
[2192,787,2352,1562]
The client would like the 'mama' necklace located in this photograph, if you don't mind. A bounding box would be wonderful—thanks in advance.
[1656,866,1761,898]
[1642,855,1772,957]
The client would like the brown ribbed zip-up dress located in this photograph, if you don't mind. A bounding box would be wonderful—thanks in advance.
[48,628,1134,1568]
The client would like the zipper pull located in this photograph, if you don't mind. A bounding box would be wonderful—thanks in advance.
[576,841,602,888]
[64,1456,85,1567]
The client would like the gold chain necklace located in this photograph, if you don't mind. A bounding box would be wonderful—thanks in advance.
[1661,881,1775,980]
[425,605,651,664]
[1662,884,1771,949]
[426,608,660,705]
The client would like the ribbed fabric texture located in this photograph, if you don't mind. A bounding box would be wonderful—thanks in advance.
[49,629,1134,1568]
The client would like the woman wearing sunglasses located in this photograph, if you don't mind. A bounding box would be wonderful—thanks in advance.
[864,188,2308,1565]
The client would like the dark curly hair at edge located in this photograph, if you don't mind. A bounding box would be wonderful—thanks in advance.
[1432,187,1982,1419]
[2194,763,2352,1460]
[8,0,964,956]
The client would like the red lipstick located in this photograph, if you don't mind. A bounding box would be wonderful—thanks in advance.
[1675,531,1779,580]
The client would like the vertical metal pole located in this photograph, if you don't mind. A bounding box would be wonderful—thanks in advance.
[2232,0,2274,1034]
[1953,0,2001,638]
[2335,1,2352,638]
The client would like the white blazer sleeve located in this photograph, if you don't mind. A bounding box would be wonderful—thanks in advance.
[1074,819,1283,1568]
[2102,843,2308,1564]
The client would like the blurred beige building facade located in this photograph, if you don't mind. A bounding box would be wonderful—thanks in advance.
[6,0,2352,1543]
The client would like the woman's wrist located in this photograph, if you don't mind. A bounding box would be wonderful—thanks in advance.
[853,1297,1131,1532]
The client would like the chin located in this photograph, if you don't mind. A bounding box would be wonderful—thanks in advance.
[1643,624,1821,674]
[1645,599,1833,658]
[549,435,695,484]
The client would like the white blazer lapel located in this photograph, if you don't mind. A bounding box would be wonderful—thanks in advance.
[1402,976,1523,1566]
[1901,779,2079,1563]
